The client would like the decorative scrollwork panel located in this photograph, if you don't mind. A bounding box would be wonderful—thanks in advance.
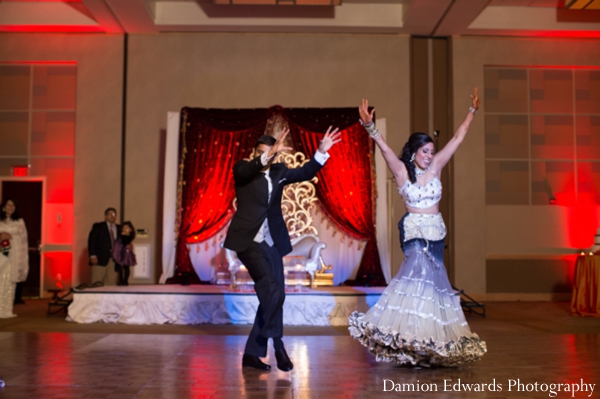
[279,151,319,240]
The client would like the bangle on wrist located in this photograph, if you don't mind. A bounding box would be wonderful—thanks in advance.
[369,129,381,140]
[359,118,380,139]
[360,120,378,134]
[469,106,478,115]
[360,119,381,139]
[359,119,374,129]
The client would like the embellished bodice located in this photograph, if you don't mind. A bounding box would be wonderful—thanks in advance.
[398,175,442,209]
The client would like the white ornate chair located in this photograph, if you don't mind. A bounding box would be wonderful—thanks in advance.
[223,234,326,289]
[284,234,327,288]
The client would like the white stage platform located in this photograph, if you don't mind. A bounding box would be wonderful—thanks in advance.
[67,285,384,326]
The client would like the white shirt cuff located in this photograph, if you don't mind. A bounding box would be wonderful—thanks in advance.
[313,150,330,165]
[260,151,275,166]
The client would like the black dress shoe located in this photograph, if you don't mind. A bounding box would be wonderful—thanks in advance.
[275,348,293,372]
[242,354,271,370]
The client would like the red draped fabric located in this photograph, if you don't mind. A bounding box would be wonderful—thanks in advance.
[171,106,385,286]
[284,116,384,286]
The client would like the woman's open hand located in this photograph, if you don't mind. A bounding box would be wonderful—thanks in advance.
[359,99,375,125]
[471,87,479,111]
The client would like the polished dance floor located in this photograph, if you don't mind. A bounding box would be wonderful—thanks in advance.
[0,300,599,399]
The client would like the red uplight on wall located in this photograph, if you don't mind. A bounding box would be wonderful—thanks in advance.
[44,252,72,293]
[11,165,28,177]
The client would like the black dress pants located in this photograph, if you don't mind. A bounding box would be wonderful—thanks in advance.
[237,241,285,357]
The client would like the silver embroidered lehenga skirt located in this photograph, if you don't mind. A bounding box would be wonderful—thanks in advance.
[348,213,486,367]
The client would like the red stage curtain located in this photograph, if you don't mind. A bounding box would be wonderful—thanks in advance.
[284,111,385,286]
[172,106,385,286]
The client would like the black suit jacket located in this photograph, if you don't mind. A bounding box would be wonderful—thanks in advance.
[224,154,323,257]
[88,222,121,266]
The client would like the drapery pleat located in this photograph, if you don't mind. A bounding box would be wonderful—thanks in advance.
[171,106,385,285]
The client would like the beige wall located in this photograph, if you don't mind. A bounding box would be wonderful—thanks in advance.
[0,33,124,286]
[451,36,600,296]
[124,33,411,282]
[6,32,599,293]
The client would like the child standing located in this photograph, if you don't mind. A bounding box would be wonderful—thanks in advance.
[113,221,137,286]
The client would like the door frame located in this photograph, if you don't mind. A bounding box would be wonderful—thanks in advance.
[0,176,46,298]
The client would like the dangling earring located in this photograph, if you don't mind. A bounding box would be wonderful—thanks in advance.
[410,153,415,162]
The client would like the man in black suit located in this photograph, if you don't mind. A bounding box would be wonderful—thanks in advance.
[88,207,120,286]
[224,127,341,372]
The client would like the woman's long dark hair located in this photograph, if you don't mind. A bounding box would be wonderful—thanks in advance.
[1,198,22,221]
[399,132,434,184]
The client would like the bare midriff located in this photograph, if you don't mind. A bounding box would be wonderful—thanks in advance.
[404,204,439,215]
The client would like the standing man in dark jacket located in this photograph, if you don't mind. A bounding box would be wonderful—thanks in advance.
[88,207,120,286]
[224,127,341,371]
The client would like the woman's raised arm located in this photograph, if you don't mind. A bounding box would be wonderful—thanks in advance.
[359,99,407,185]
[432,87,479,172]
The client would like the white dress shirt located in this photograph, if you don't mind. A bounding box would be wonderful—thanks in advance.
[107,221,117,244]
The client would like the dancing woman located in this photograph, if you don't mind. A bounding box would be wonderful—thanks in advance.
[348,88,487,367]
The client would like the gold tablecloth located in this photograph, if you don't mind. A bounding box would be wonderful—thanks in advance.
[571,255,600,317]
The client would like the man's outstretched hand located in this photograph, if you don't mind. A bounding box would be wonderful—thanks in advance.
[267,128,294,158]
[318,126,342,154]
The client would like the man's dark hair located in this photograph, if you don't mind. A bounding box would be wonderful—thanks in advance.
[104,207,117,216]
[254,135,276,149]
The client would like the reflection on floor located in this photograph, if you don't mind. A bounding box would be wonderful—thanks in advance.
[0,300,599,399]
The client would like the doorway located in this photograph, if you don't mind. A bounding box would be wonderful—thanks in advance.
[1,180,43,298]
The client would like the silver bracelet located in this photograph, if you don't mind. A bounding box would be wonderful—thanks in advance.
[369,130,381,139]
[359,119,373,127]
[359,119,380,139]
[469,106,478,115]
